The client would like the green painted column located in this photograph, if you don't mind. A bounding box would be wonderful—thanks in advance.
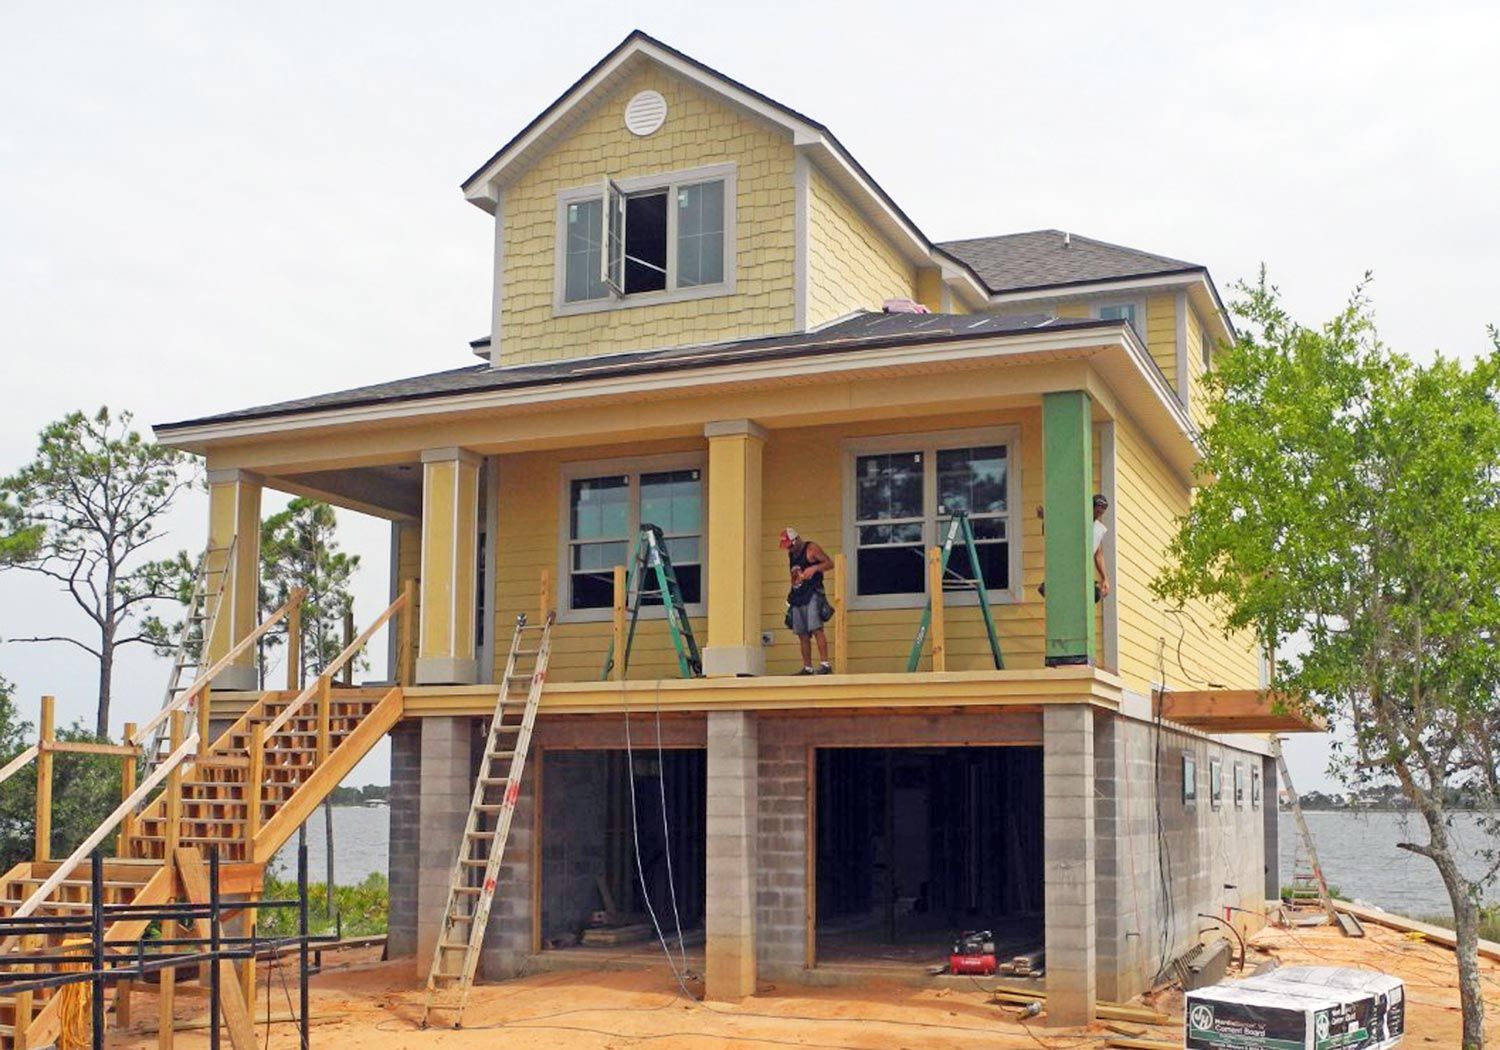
[1043,391,1096,666]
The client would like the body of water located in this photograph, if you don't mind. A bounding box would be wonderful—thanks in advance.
[1280,809,1496,917]
[270,804,390,885]
[272,801,1492,921]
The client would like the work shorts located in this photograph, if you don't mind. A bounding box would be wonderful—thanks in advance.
[788,593,829,637]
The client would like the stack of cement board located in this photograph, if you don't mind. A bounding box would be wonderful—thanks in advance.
[1185,965,1404,1049]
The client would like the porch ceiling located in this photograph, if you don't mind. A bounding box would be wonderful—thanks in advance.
[273,463,422,521]
[1152,689,1328,733]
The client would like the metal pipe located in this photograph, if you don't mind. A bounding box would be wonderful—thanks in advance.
[210,846,221,1050]
[1196,912,1246,970]
[91,852,105,1050]
[299,832,310,1050]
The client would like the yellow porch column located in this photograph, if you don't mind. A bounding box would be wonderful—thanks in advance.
[702,420,766,677]
[417,447,480,685]
[204,469,262,691]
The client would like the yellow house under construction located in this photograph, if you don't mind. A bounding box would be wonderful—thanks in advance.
[0,32,1325,1047]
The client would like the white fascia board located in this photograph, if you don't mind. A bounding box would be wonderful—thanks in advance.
[462,39,821,210]
[986,270,1209,306]
[157,326,1200,474]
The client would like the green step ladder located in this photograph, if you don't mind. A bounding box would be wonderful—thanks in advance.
[906,511,1005,672]
[601,523,703,680]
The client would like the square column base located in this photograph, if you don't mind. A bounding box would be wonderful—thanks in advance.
[702,645,765,678]
[415,656,480,685]
[213,665,259,692]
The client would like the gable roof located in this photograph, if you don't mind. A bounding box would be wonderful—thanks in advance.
[458,30,991,302]
[157,311,1112,434]
[936,230,1203,294]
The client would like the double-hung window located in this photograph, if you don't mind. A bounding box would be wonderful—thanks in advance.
[846,428,1020,607]
[564,458,704,616]
[557,163,736,313]
[1096,300,1144,340]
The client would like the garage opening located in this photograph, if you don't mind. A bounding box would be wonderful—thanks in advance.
[815,746,1043,969]
[540,748,706,955]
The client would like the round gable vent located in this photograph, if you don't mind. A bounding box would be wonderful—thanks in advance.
[624,90,668,137]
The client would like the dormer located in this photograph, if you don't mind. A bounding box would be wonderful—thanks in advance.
[461,32,988,368]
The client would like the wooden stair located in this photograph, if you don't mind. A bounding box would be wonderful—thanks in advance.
[0,683,405,1049]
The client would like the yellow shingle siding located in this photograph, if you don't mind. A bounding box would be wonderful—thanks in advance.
[1112,415,1259,695]
[805,166,915,329]
[1185,307,1211,432]
[1145,293,1177,390]
[498,66,797,366]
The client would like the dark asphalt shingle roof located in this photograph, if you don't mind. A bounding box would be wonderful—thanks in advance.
[157,311,1115,432]
[936,230,1203,293]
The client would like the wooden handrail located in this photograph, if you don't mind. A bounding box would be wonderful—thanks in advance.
[261,589,409,742]
[0,731,199,951]
[0,743,39,789]
[131,589,305,747]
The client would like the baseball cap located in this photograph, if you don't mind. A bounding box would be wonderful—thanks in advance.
[778,526,799,549]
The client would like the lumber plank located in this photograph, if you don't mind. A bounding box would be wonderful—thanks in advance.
[1106,1040,1177,1050]
[173,848,256,1050]
[1154,688,1326,732]
[1334,899,1500,962]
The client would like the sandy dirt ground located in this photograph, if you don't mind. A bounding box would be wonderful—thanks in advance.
[105,919,1500,1048]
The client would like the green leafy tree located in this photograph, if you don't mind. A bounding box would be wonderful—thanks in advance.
[0,675,127,873]
[0,408,196,736]
[260,499,361,685]
[1155,272,1500,1049]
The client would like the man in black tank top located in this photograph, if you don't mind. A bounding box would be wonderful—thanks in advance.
[779,526,834,674]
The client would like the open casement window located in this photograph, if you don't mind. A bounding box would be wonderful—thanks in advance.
[847,429,1019,606]
[558,164,735,311]
[1096,300,1145,341]
[565,464,703,615]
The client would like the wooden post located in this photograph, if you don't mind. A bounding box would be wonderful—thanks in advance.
[286,596,302,691]
[539,568,552,623]
[34,696,54,861]
[397,578,416,687]
[341,610,355,686]
[197,684,213,755]
[14,934,35,1048]
[246,724,264,848]
[118,721,138,856]
[165,712,184,858]
[611,566,627,681]
[832,552,848,675]
[315,675,331,763]
[927,547,946,673]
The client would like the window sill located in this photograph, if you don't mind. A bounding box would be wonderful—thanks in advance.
[554,280,736,319]
[558,604,707,625]
[849,589,1022,613]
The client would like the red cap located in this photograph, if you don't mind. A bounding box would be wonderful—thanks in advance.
[778,526,798,549]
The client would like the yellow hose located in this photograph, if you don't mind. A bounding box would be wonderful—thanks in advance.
[55,937,91,1050]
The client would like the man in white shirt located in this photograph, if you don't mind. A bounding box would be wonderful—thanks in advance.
[1092,494,1111,598]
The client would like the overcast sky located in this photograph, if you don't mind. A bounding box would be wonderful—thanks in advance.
[2,1,1496,790]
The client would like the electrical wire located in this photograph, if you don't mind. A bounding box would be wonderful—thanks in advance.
[650,675,692,977]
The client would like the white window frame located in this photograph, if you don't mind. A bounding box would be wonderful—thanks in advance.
[1093,296,1147,341]
[556,451,708,624]
[553,162,738,317]
[841,425,1023,611]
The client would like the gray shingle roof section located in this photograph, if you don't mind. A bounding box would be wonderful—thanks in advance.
[156,311,1113,432]
[936,230,1203,293]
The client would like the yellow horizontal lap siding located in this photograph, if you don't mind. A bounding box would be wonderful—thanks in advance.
[805,165,916,328]
[1053,302,1090,320]
[1112,415,1259,695]
[500,66,796,366]
[758,410,1045,675]
[492,436,707,683]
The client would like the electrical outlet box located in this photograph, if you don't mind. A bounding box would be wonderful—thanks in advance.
[760,631,774,646]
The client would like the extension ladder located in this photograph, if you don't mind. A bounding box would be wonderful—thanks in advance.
[600,523,702,680]
[143,539,235,776]
[906,511,1004,671]
[1273,737,1341,928]
[421,611,554,1028]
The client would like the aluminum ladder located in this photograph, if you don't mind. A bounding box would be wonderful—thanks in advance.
[1273,737,1345,930]
[600,523,702,680]
[142,539,235,776]
[421,611,554,1028]
[906,511,1004,671]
